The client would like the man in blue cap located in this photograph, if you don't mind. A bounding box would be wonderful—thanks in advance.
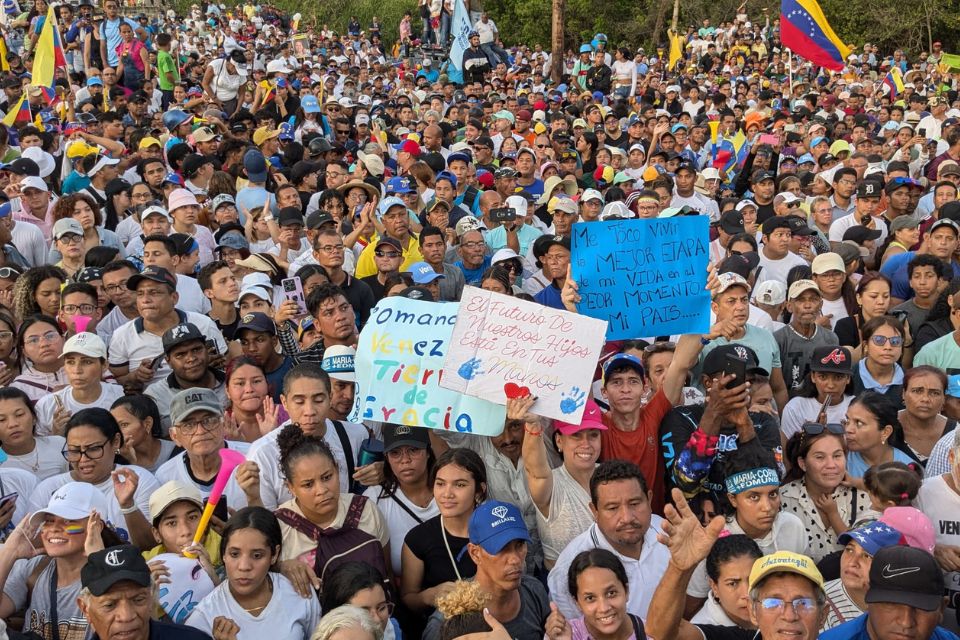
[423,500,550,640]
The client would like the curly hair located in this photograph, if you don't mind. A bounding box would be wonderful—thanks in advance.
[12,265,66,322]
[437,580,491,640]
[52,192,102,227]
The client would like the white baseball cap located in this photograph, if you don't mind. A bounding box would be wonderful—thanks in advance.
[31,482,109,527]
[504,194,529,218]
[581,188,604,203]
[753,280,787,306]
[61,332,107,359]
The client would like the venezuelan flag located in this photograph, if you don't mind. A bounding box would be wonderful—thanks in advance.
[883,67,905,98]
[780,0,850,71]
[31,6,66,89]
[259,80,276,106]
[2,92,31,127]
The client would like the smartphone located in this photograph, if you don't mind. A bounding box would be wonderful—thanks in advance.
[490,207,518,223]
[759,133,780,146]
[0,492,18,508]
[205,338,218,354]
[149,354,165,370]
[282,276,308,316]
[816,394,833,424]
[723,354,748,390]
[918,128,927,138]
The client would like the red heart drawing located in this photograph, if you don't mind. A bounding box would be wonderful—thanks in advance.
[503,383,531,399]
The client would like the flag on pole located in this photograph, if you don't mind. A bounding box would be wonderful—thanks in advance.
[939,53,960,72]
[883,67,905,99]
[667,30,683,71]
[2,92,31,127]
[0,36,9,73]
[779,0,850,71]
[31,6,66,89]
[445,0,472,84]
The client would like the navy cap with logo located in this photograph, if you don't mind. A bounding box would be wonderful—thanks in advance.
[719,210,745,235]
[866,546,944,611]
[237,312,277,336]
[306,211,336,230]
[400,286,435,301]
[468,500,531,555]
[702,344,768,377]
[718,251,760,279]
[127,265,177,291]
[382,423,431,453]
[809,346,853,375]
[82,545,152,596]
[162,323,205,354]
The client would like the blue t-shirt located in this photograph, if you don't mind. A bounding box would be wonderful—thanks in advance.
[846,448,914,478]
[534,282,564,309]
[880,250,960,299]
[61,171,91,195]
[455,256,491,286]
[99,17,139,67]
[822,613,960,640]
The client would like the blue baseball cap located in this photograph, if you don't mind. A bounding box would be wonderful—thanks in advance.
[409,261,445,284]
[579,44,592,54]
[447,151,472,166]
[86,76,103,87]
[435,170,457,188]
[301,95,321,113]
[811,136,829,149]
[947,374,960,399]
[602,353,645,385]
[837,522,909,556]
[469,501,531,555]
[386,176,415,195]
[377,196,407,218]
[0,202,10,218]
[162,172,184,187]
[798,153,815,165]
[278,122,295,141]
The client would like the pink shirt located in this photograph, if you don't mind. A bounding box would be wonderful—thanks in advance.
[13,201,55,243]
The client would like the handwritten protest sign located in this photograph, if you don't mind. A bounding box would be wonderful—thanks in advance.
[355,297,507,435]
[571,217,710,339]
[154,553,215,624]
[440,287,606,422]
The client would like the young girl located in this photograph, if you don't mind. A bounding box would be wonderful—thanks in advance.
[274,425,390,590]
[12,266,66,323]
[863,461,921,511]
[780,347,855,442]
[685,439,807,612]
[691,535,762,627]
[11,315,67,404]
[187,506,321,640]
[323,562,402,640]
[0,387,68,479]
[110,395,177,473]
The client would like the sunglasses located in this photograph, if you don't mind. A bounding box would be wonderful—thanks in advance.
[870,335,904,347]
[800,422,844,436]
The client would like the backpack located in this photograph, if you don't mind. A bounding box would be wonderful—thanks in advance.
[274,494,389,595]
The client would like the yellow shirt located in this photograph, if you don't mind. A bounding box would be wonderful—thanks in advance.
[354,233,423,279]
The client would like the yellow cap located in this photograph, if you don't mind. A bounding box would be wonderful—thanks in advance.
[139,137,162,150]
[533,121,548,135]
[749,551,824,591]
[252,126,280,147]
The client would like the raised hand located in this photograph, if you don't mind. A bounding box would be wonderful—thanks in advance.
[545,602,571,640]
[658,488,726,571]
[84,510,105,556]
[111,467,139,511]
[256,397,280,436]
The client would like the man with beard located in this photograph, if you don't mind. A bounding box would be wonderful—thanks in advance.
[547,460,669,620]
[145,322,228,431]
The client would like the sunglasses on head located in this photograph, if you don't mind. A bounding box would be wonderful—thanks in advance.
[800,422,844,436]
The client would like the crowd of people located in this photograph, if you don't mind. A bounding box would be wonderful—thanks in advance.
[0,1,956,640]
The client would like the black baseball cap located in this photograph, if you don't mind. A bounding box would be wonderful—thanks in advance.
[866,546,944,612]
[82,545,152,596]
[400,286,435,301]
[719,210,745,235]
[291,160,321,183]
[237,311,277,336]
[751,169,775,184]
[843,225,882,244]
[539,235,571,253]
[127,265,176,291]
[718,251,760,279]
[162,323,205,353]
[277,207,304,227]
[702,343,768,377]
[7,157,39,176]
[785,215,814,236]
[376,236,403,251]
[382,423,430,452]
[763,216,794,235]
[305,211,336,230]
[857,180,882,199]
[809,346,853,375]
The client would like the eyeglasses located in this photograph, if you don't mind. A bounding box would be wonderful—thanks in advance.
[870,335,904,347]
[536,144,549,148]
[105,280,130,293]
[318,244,345,253]
[800,422,844,436]
[386,446,426,461]
[62,439,110,462]
[62,303,96,315]
[58,234,82,245]
[24,330,60,346]
[461,241,484,250]
[375,250,401,258]
[756,598,818,616]
[176,415,221,435]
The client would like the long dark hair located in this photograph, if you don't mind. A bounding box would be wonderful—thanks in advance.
[567,548,629,599]
[110,395,162,439]
[220,506,283,570]
[321,561,388,614]
[64,408,129,465]
[430,448,487,503]
[782,429,847,483]
[16,314,63,370]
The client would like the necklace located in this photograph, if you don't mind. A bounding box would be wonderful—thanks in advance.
[238,575,273,614]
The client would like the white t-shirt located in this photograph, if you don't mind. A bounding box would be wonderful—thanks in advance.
[820,297,849,329]
[917,474,960,634]
[780,395,853,440]
[187,573,321,640]
[108,312,228,387]
[247,420,366,510]
[155,445,252,515]
[97,306,138,347]
[2,435,68,480]
[363,485,439,575]
[174,275,213,315]
[0,467,38,535]
[28,465,160,543]
[756,249,808,286]
[34,383,126,436]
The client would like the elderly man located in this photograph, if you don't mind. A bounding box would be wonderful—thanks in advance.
[79,545,212,640]
[645,489,826,640]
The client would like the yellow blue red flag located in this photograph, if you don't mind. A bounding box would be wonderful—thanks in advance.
[780,0,850,71]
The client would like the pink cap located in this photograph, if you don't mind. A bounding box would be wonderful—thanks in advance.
[167,188,199,213]
[554,398,608,435]
[879,506,935,554]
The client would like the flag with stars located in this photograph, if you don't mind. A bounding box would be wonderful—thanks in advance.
[780,0,851,71]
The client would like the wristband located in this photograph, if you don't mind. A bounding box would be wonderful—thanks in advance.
[524,423,543,437]
[263,215,274,222]
[120,504,139,515]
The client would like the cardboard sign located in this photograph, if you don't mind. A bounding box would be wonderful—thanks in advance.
[440,287,606,422]
[571,217,711,339]
[354,297,507,435]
